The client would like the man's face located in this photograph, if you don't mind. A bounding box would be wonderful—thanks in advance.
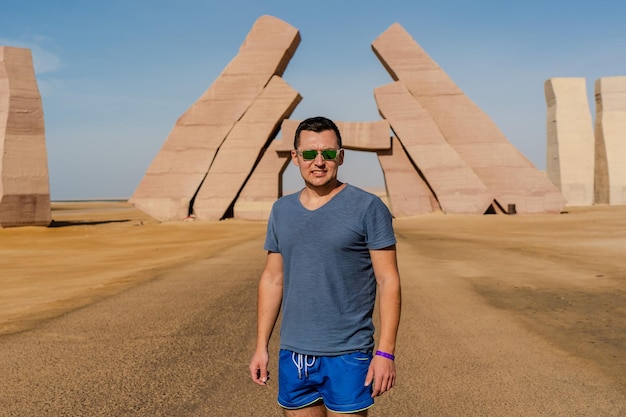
[291,129,344,189]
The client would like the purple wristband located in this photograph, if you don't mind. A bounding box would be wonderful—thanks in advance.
[375,350,395,361]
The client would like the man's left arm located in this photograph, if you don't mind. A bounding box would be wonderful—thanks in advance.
[365,245,402,397]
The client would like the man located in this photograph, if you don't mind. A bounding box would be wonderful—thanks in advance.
[249,116,401,416]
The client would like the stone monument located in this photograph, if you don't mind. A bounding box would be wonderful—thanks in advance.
[233,138,292,220]
[372,23,566,214]
[375,81,495,214]
[544,78,595,206]
[376,136,440,216]
[130,16,300,221]
[594,76,626,205]
[192,75,301,220]
[133,17,572,221]
[0,46,51,227]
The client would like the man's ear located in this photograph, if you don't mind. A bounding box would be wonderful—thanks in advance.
[291,149,300,166]
[337,149,345,166]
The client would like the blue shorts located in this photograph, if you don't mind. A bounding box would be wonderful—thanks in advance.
[277,349,374,413]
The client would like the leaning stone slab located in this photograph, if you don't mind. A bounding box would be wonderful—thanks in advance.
[234,138,291,221]
[0,46,51,227]
[372,23,566,214]
[193,76,301,220]
[544,78,595,206]
[130,15,300,221]
[377,136,439,216]
[375,81,494,214]
[594,76,626,205]
[279,119,391,151]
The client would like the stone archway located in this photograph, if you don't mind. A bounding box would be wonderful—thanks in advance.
[233,119,440,220]
[130,15,566,222]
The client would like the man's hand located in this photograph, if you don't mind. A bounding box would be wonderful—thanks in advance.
[365,354,396,397]
[249,350,271,386]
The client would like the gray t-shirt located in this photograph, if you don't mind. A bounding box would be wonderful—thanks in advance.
[264,184,396,356]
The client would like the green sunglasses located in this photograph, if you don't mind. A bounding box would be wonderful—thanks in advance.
[296,149,341,160]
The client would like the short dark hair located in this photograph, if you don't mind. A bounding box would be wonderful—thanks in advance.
[294,116,342,149]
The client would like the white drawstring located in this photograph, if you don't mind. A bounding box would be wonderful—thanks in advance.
[291,352,316,379]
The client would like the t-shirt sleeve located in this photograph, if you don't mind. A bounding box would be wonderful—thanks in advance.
[264,206,280,253]
[365,197,397,250]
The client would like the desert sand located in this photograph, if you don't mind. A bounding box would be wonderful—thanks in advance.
[0,201,625,416]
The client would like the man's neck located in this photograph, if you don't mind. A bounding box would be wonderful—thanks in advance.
[300,181,345,210]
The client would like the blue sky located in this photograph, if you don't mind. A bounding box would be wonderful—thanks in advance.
[2,0,625,200]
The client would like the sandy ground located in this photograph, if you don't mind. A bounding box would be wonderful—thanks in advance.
[0,201,625,416]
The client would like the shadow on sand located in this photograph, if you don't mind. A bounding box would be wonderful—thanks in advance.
[49,219,133,228]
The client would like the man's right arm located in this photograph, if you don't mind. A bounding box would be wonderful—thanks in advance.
[249,251,284,385]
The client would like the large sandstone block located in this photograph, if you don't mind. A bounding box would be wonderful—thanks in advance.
[372,23,566,214]
[280,119,391,151]
[377,136,439,216]
[375,82,494,214]
[234,138,291,220]
[130,15,300,221]
[594,76,626,205]
[544,78,595,206]
[193,76,301,220]
[0,46,51,227]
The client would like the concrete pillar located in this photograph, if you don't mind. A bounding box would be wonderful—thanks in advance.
[0,46,51,227]
[544,78,595,206]
[594,76,626,205]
